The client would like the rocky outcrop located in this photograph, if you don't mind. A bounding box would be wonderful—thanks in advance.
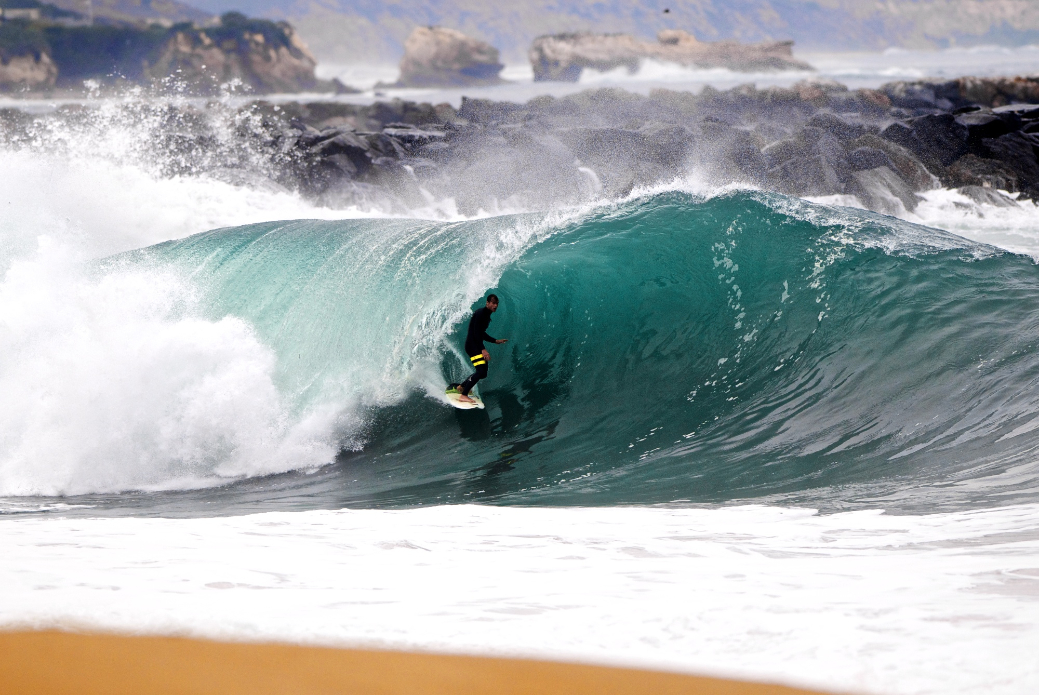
[146,14,325,94]
[0,52,56,90]
[530,30,813,82]
[396,27,504,88]
[0,10,341,94]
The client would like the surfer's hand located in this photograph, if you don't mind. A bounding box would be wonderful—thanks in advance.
[496,339,508,344]
[482,349,490,361]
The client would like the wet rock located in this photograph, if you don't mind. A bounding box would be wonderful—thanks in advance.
[457,96,525,124]
[381,124,447,149]
[881,114,969,171]
[956,185,1017,207]
[978,132,1039,195]
[945,154,1020,192]
[957,76,1039,108]
[955,111,1019,148]
[849,147,896,172]
[849,134,939,191]
[806,112,868,142]
[848,166,921,215]
[881,80,959,112]
[694,120,768,184]
[763,127,848,195]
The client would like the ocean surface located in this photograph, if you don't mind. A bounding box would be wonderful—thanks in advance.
[2,50,1039,695]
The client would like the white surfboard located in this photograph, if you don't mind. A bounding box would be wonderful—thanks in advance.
[445,387,485,410]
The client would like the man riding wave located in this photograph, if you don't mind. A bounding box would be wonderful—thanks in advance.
[450,294,507,404]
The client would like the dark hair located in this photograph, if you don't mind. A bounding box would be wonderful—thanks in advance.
[487,294,499,304]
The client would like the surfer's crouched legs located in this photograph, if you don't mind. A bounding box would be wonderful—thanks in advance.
[460,354,488,395]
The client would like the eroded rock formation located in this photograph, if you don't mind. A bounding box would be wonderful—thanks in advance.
[0,10,338,94]
[147,19,321,93]
[0,52,56,89]
[397,27,504,88]
[529,30,814,82]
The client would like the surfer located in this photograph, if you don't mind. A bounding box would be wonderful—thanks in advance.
[455,294,507,404]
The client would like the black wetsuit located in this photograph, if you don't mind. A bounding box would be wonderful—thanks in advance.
[459,306,497,395]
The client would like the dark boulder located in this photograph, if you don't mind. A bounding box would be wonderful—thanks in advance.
[762,126,849,195]
[956,185,1017,208]
[761,137,809,169]
[457,96,526,124]
[639,123,695,169]
[955,111,1019,151]
[945,154,1020,192]
[381,124,447,149]
[881,114,969,170]
[978,132,1039,195]
[849,147,896,172]
[768,155,844,196]
[993,103,1039,120]
[849,134,939,191]
[806,112,868,142]
[881,81,958,112]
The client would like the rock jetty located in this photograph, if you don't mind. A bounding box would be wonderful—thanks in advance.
[244,75,1036,216]
[529,30,814,82]
[395,27,504,88]
[6,75,1035,218]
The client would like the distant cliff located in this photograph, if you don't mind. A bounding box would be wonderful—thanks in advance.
[530,30,812,82]
[0,9,336,93]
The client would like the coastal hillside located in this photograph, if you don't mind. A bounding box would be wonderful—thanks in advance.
[0,8,330,92]
[175,0,1039,62]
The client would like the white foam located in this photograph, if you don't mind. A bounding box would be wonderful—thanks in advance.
[910,189,1039,258]
[0,244,338,496]
[810,188,1039,259]
[2,504,1038,695]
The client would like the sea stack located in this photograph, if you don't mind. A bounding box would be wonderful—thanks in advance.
[529,30,813,82]
[397,26,504,88]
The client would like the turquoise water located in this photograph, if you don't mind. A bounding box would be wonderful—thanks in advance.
[9,190,1039,513]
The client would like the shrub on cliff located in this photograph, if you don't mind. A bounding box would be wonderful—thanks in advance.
[0,20,48,62]
[43,24,168,82]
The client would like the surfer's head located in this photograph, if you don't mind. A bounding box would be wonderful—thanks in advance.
[486,294,499,312]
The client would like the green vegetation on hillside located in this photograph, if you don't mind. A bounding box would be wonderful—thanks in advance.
[0,21,48,61]
[43,25,169,80]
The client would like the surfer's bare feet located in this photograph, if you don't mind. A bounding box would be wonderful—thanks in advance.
[457,393,475,404]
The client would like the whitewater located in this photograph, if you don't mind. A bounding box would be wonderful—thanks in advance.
[3,62,1039,694]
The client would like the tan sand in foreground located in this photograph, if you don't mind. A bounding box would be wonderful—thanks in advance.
[0,630,832,695]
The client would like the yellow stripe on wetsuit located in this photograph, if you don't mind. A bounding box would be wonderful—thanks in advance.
[470,354,486,366]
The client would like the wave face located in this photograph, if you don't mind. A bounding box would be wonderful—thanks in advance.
[6,191,1039,511]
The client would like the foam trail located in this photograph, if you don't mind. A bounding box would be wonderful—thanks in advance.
[2,504,1038,695]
